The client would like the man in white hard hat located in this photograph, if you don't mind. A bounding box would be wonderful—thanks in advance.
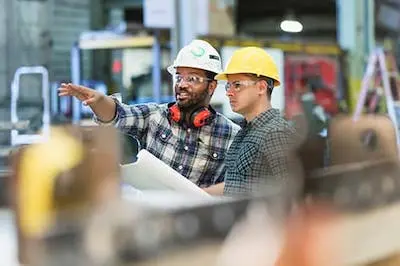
[59,40,240,188]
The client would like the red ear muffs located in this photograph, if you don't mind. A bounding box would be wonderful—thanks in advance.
[190,108,213,128]
[169,104,183,124]
[169,104,213,128]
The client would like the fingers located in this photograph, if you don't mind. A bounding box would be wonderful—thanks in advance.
[58,83,72,96]
[58,83,87,97]
[58,92,70,96]
[57,83,100,105]
[74,84,90,95]
[83,97,96,106]
[58,83,69,95]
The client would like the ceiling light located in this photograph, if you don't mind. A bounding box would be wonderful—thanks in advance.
[280,19,303,33]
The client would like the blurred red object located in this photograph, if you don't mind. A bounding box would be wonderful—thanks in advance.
[285,97,303,120]
[112,60,122,74]
[314,89,338,115]
[275,204,340,266]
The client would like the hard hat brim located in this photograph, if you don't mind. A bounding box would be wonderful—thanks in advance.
[167,65,175,74]
[214,72,228,81]
[167,64,219,75]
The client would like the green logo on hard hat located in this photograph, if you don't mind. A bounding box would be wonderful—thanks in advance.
[190,46,205,57]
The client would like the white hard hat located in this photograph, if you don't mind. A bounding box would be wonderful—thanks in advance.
[167,39,222,75]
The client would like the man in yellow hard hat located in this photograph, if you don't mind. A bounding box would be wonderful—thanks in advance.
[203,47,303,198]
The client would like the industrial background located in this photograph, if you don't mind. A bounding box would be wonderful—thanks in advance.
[3,1,400,265]
[0,0,399,157]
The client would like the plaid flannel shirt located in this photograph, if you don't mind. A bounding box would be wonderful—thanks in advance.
[224,108,302,197]
[95,98,240,187]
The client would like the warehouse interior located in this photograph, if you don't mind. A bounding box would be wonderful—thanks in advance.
[2,0,400,265]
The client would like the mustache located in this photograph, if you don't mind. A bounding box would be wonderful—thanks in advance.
[175,87,191,94]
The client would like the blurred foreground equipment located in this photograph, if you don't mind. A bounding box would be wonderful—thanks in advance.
[7,112,400,266]
[9,125,120,265]
[302,114,400,265]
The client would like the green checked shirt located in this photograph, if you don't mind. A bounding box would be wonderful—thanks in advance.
[223,108,302,197]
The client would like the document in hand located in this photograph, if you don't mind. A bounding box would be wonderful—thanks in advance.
[121,149,211,198]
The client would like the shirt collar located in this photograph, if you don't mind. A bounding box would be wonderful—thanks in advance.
[245,108,281,129]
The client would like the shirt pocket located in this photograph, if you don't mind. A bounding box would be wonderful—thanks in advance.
[146,123,178,159]
[195,144,225,182]
[234,144,259,175]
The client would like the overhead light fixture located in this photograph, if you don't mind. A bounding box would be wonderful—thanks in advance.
[280,12,303,33]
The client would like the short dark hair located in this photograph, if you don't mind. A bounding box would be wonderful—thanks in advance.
[244,74,275,98]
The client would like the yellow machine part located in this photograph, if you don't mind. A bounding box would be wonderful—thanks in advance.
[18,128,84,238]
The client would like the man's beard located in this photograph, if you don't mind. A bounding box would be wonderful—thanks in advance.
[176,87,210,112]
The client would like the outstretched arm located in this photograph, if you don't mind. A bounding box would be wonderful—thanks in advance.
[58,83,116,122]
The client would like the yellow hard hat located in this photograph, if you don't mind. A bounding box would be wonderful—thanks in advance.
[215,47,281,86]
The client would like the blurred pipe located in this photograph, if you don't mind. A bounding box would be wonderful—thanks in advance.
[336,0,356,51]
[71,42,82,124]
[171,0,181,60]
[364,0,375,55]
[152,30,161,103]
[178,0,198,49]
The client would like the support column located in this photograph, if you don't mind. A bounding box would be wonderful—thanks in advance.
[177,0,199,50]
[0,0,7,103]
[337,0,375,112]
[170,0,205,65]
[170,0,181,59]
[90,0,109,82]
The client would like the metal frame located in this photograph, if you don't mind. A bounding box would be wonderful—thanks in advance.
[70,35,163,123]
[11,66,50,146]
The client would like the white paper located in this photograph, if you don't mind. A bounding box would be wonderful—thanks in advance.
[121,149,211,198]
[122,189,228,211]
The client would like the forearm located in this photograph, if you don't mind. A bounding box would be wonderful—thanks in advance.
[203,182,225,196]
[90,95,117,123]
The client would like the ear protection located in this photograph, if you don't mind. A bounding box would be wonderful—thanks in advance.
[168,103,214,128]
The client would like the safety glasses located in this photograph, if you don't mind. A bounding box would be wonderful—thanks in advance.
[224,80,258,92]
[174,75,212,86]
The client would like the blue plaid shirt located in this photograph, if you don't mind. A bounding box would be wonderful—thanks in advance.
[224,109,303,197]
[95,98,240,187]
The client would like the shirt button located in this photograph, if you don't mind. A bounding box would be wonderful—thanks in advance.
[161,134,166,139]
[178,165,183,170]
[184,146,189,151]
[213,153,218,158]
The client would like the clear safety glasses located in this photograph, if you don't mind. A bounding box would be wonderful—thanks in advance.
[224,80,258,92]
[174,75,212,86]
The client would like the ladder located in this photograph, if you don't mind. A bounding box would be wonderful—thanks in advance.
[353,48,400,149]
